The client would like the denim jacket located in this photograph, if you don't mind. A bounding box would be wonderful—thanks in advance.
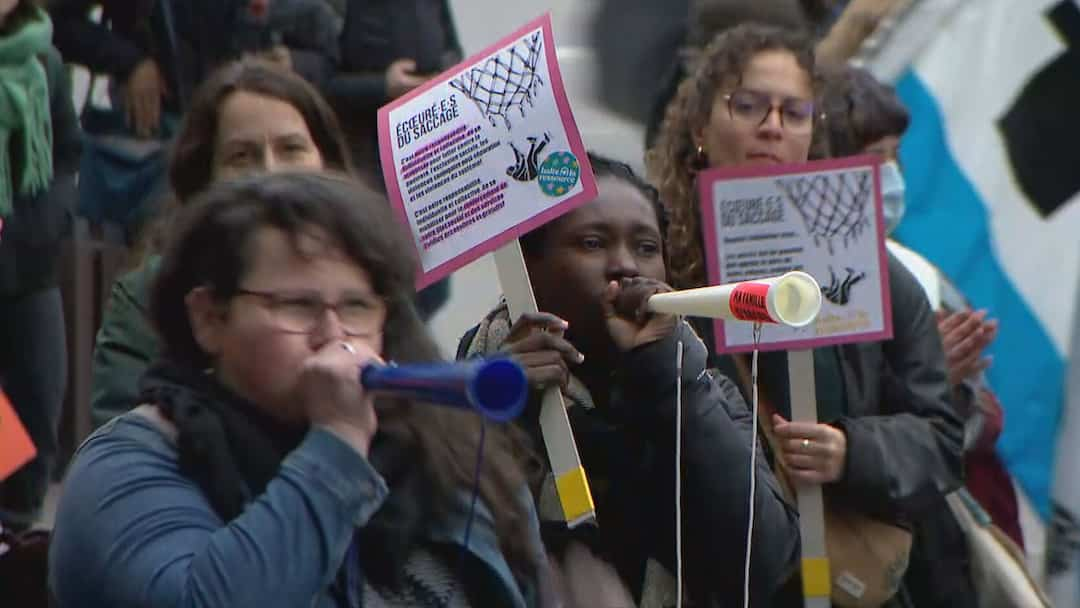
[49,411,542,607]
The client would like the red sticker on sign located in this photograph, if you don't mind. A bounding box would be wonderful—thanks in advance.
[729,282,773,323]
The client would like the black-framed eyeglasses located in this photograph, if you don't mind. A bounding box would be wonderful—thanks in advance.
[234,288,386,336]
[723,88,817,135]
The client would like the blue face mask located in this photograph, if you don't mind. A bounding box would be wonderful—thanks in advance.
[880,161,906,235]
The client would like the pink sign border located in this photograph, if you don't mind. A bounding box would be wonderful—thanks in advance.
[377,13,599,290]
[698,155,894,354]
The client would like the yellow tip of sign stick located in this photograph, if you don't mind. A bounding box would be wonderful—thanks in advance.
[802,557,832,598]
[555,465,595,526]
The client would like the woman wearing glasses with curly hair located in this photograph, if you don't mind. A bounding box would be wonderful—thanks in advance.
[648,23,969,608]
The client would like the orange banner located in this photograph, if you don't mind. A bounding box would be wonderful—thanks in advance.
[0,389,36,481]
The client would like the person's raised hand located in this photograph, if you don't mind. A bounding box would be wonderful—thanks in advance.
[501,312,584,391]
[300,340,382,457]
[937,309,997,385]
[772,415,848,485]
[124,58,169,139]
[602,277,676,351]
[385,58,429,100]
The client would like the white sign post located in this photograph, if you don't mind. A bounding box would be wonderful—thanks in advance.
[377,14,598,526]
[493,240,595,527]
[788,348,830,608]
[699,156,894,607]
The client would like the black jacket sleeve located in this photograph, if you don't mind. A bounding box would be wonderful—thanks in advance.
[610,322,800,606]
[47,47,83,180]
[288,49,336,88]
[50,0,149,81]
[272,0,342,87]
[438,0,463,63]
[455,325,480,360]
[324,72,387,112]
[831,254,965,519]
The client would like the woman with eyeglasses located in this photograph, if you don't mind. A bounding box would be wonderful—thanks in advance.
[49,171,556,608]
[457,153,799,607]
[648,24,965,608]
[89,59,352,430]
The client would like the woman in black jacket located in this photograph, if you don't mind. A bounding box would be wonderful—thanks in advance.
[459,154,800,607]
[324,0,462,320]
[326,0,462,184]
[647,23,966,608]
[0,1,81,532]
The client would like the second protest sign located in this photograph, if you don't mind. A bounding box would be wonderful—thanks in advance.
[378,13,597,289]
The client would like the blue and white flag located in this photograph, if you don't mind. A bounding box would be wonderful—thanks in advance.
[867,0,1080,600]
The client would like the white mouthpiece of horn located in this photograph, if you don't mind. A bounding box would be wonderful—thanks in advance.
[647,271,822,328]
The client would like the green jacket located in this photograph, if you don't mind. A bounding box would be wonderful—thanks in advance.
[90,255,162,428]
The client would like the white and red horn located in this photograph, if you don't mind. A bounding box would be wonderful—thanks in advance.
[647,271,822,328]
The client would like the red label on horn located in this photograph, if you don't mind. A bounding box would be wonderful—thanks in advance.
[729,282,773,323]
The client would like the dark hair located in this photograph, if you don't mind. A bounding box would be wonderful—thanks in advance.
[129,59,354,266]
[689,0,811,47]
[150,171,542,579]
[520,152,670,261]
[645,4,818,148]
[647,23,819,289]
[151,173,412,368]
[821,66,910,158]
[169,59,352,203]
[0,0,42,34]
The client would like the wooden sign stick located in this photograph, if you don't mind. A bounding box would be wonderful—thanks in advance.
[788,349,831,607]
[493,239,596,527]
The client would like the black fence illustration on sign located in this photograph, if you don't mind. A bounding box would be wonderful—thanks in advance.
[450,32,545,131]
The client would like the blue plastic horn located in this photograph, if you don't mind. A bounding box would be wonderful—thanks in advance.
[360,358,528,422]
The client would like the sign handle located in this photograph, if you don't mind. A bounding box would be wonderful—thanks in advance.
[788,349,832,607]
[493,239,596,527]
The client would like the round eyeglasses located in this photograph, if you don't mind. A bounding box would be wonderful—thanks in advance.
[723,88,817,135]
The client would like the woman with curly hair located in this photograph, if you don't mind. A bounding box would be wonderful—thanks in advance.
[648,23,822,291]
[648,23,970,608]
